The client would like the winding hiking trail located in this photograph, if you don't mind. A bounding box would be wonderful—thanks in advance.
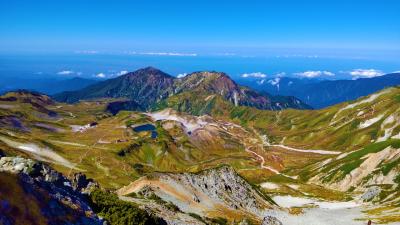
[255,128,340,155]
[234,126,298,179]
[263,139,340,155]
[244,146,281,174]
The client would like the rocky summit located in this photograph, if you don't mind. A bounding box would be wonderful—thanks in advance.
[54,67,311,113]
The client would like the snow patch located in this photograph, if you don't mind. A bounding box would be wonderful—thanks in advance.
[287,184,300,190]
[343,90,389,111]
[260,182,279,189]
[233,91,238,106]
[146,109,209,133]
[272,195,360,209]
[0,136,76,169]
[377,114,400,142]
[70,123,97,133]
[272,196,315,208]
[331,89,391,124]
[358,114,384,129]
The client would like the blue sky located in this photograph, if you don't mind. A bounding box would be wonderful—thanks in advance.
[1,0,399,56]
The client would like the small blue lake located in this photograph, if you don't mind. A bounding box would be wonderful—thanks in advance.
[132,124,158,138]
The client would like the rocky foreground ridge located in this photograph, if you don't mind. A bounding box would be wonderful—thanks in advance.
[0,156,103,225]
[118,165,282,224]
[0,156,284,225]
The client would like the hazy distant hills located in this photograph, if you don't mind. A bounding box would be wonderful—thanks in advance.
[0,76,97,95]
[238,73,400,108]
[54,67,311,113]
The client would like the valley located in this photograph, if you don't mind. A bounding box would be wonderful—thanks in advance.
[0,69,400,224]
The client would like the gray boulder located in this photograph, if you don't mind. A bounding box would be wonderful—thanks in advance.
[71,172,99,193]
[361,186,381,202]
[262,216,283,225]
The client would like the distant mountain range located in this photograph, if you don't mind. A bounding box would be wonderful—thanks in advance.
[0,76,97,95]
[237,73,400,108]
[54,67,311,113]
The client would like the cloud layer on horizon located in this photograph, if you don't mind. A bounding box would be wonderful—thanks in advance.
[241,72,267,78]
[95,73,106,78]
[294,70,335,78]
[57,70,75,75]
[348,69,384,79]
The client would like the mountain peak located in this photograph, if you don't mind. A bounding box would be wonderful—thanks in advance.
[54,67,310,111]
[187,71,228,79]
[124,66,173,79]
[141,66,162,72]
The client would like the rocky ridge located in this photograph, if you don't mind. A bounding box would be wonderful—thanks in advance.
[0,156,103,224]
[53,67,310,113]
[118,166,279,224]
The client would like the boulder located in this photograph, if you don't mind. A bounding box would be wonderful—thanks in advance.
[71,172,99,193]
[261,216,283,225]
[0,157,39,174]
[0,156,103,224]
[361,186,381,202]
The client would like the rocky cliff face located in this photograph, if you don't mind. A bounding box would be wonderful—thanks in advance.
[306,139,400,205]
[0,156,103,225]
[117,166,277,224]
[176,71,274,109]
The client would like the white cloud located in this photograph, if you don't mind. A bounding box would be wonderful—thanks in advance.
[267,77,281,91]
[241,72,267,78]
[216,53,236,56]
[57,70,74,75]
[294,70,335,78]
[116,70,128,76]
[75,50,99,54]
[275,72,286,77]
[268,77,281,86]
[257,79,265,85]
[276,54,319,58]
[140,52,197,57]
[95,73,106,78]
[324,71,335,76]
[349,69,384,78]
[177,73,188,78]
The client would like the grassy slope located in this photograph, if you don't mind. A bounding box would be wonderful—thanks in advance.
[0,93,260,189]
[222,86,400,152]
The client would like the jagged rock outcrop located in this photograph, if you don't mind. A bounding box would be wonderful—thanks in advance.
[118,166,276,223]
[0,157,42,175]
[71,172,99,193]
[0,156,103,224]
[262,216,283,225]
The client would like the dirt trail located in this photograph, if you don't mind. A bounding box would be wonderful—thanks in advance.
[231,126,298,179]
[253,128,340,155]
